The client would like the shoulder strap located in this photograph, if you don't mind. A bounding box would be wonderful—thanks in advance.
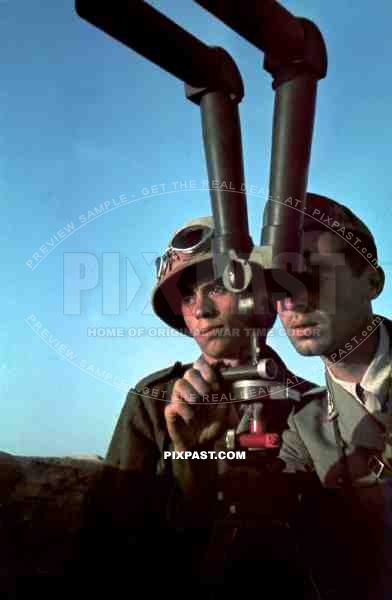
[134,361,188,393]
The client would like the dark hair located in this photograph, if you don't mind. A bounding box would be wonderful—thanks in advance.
[341,232,378,275]
[303,223,378,276]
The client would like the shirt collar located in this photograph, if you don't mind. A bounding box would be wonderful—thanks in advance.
[361,321,390,396]
[327,321,390,399]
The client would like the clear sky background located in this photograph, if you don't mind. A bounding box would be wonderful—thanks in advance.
[2,1,392,456]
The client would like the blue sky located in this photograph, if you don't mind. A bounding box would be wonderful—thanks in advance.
[2,0,392,456]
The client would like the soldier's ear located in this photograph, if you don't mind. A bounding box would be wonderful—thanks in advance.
[368,266,385,300]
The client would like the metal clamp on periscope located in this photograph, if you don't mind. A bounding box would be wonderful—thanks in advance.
[221,352,300,471]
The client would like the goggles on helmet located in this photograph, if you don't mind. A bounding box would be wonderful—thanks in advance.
[155,223,214,281]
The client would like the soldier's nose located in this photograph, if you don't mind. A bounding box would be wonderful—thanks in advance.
[194,291,215,319]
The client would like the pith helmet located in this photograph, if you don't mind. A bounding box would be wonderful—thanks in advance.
[152,216,217,335]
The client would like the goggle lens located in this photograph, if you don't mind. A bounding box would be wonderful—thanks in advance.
[171,225,213,253]
[156,224,213,281]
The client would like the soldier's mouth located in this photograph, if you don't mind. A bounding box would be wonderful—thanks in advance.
[198,325,225,337]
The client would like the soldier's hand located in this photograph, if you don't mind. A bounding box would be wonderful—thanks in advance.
[164,357,231,451]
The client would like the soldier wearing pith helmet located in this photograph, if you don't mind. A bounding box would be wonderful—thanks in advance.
[106,215,318,508]
[103,214,327,594]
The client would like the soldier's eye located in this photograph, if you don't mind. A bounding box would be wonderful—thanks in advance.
[182,294,195,306]
[209,285,227,296]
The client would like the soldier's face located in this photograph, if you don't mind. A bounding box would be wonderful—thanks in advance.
[180,276,252,363]
[276,231,374,357]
